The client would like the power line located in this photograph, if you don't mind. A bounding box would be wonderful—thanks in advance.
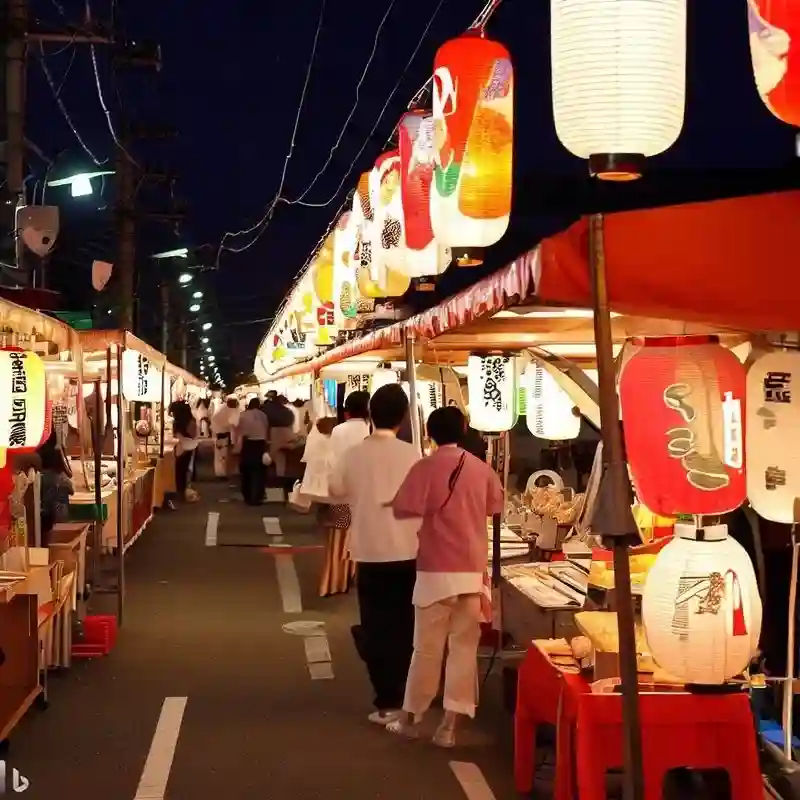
[216,0,328,259]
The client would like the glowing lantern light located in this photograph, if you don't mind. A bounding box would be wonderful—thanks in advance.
[619,336,746,517]
[369,370,398,394]
[333,211,359,320]
[122,350,163,402]
[643,522,762,685]
[353,171,409,299]
[0,350,47,448]
[550,0,687,180]
[416,379,443,422]
[398,111,451,290]
[311,234,338,345]
[749,0,800,126]
[372,151,405,276]
[746,349,800,522]
[524,362,580,440]
[431,32,513,266]
[345,374,370,399]
[467,354,517,432]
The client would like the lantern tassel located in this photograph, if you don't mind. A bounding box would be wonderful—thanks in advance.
[725,570,748,637]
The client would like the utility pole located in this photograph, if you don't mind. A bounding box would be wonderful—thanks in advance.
[160,280,169,353]
[116,140,136,331]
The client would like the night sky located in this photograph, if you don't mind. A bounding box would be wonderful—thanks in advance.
[25,0,797,383]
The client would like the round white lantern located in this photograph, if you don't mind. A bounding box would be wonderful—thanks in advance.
[524,362,580,440]
[642,523,762,685]
[467,354,518,433]
[344,374,370,399]
[369,370,398,394]
[416,379,443,422]
[0,351,47,448]
[550,0,687,179]
[746,349,800,524]
[122,350,162,402]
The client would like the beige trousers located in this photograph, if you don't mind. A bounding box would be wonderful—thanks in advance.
[403,594,482,718]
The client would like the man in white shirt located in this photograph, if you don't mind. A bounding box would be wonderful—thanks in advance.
[236,398,270,505]
[329,391,371,463]
[211,397,241,479]
[329,384,420,725]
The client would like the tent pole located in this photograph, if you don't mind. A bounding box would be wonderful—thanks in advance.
[588,212,645,800]
[404,333,422,455]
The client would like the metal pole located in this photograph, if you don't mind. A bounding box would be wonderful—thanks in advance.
[116,145,136,332]
[6,0,27,272]
[404,333,422,454]
[783,524,798,758]
[588,213,645,800]
[115,347,125,624]
[159,368,166,459]
[179,325,188,370]
[160,282,169,355]
[90,378,102,594]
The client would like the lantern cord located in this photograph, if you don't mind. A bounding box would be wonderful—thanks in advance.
[215,0,328,257]
[290,0,399,204]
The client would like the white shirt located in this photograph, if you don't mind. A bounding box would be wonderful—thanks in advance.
[211,406,240,436]
[329,431,420,563]
[413,573,484,608]
[329,418,370,464]
[236,409,270,441]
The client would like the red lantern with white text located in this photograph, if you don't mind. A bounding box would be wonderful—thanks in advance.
[399,111,451,289]
[749,0,800,126]
[431,32,513,266]
[619,336,746,516]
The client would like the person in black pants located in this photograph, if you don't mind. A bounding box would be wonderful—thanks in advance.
[236,398,270,505]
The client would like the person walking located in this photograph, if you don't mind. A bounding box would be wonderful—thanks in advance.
[236,398,270,505]
[211,397,241,479]
[171,400,200,502]
[387,406,503,747]
[329,384,420,725]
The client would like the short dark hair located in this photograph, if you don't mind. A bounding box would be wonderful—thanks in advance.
[247,397,261,410]
[370,384,409,430]
[427,406,465,446]
[344,390,370,419]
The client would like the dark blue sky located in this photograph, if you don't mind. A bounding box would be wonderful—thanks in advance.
[26,0,796,377]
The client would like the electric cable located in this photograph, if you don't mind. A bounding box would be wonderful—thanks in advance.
[217,0,327,258]
[292,0,398,203]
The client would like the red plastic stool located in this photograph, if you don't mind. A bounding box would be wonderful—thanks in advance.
[574,691,763,800]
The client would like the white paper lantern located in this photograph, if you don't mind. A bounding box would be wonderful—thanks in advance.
[0,351,47,448]
[122,350,162,402]
[550,0,687,179]
[416,380,443,422]
[467,354,518,432]
[369,370,398,394]
[642,523,762,685]
[344,374,370,399]
[524,363,580,440]
[746,349,800,523]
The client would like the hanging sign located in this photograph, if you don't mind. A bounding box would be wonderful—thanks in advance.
[122,350,162,402]
[467,354,517,432]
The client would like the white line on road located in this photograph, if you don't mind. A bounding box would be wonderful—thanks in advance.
[449,762,497,800]
[274,553,302,613]
[263,516,283,542]
[134,697,188,800]
[304,634,334,680]
[204,512,219,547]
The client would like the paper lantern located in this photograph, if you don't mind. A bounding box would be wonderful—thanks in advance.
[467,354,518,432]
[745,348,800,522]
[431,32,513,265]
[643,522,762,684]
[749,0,800,126]
[122,350,162,402]
[0,350,47,448]
[353,172,409,299]
[345,374,370,399]
[333,211,359,319]
[372,151,406,276]
[619,336,746,516]
[416,379,443,422]
[369,370,398,394]
[524,362,580,440]
[398,111,452,289]
[550,0,687,179]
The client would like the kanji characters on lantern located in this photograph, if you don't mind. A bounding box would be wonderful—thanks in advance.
[467,354,517,432]
[0,350,47,448]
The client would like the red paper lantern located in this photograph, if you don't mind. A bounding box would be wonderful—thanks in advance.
[619,336,746,516]
[398,110,451,289]
[431,31,513,266]
[749,0,800,125]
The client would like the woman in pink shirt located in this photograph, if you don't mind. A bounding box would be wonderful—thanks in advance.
[387,406,504,747]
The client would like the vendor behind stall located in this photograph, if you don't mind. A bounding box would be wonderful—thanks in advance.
[37,430,74,543]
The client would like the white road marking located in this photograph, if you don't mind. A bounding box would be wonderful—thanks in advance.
[304,634,334,680]
[449,762,497,800]
[204,512,219,547]
[263,516,283,542]
[274,553,302,613]
[133,697,188,800]
[265,488,284,503]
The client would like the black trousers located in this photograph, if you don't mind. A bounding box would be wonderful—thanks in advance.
[175,450,194,496]
[354,559,416,711]
[240,438,266,505]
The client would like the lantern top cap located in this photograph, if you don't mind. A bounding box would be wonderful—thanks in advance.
[674,522,729,543]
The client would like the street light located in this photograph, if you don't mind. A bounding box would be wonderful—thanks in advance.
[189,303,200,312]
[178,273,192,285]
[47,170,114,197]
[206,347,212,353]
[201,337,209,344]
[152,247,189,259]
[202,322,212,331]
[192,291,203,299]
[208,356,216,363]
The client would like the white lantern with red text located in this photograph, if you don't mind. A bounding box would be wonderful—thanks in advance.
[550,0,687,180]
[642,522,762,684]
[0,351,47,448]
[524,362,580,440]
[467,354,517,432]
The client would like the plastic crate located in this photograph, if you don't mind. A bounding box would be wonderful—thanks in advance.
[72,614,118,657]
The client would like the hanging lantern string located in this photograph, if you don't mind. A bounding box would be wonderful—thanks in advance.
[253,0,505,356]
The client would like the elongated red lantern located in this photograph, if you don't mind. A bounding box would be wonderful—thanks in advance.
[618,336,746,516]
[431,31,513,267]
[749,0,800,126]
[398,110,451,290]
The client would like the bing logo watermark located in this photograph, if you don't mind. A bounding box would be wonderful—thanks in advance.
[0,762,29,793]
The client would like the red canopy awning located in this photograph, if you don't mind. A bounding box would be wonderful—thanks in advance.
[538,190,800,332]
